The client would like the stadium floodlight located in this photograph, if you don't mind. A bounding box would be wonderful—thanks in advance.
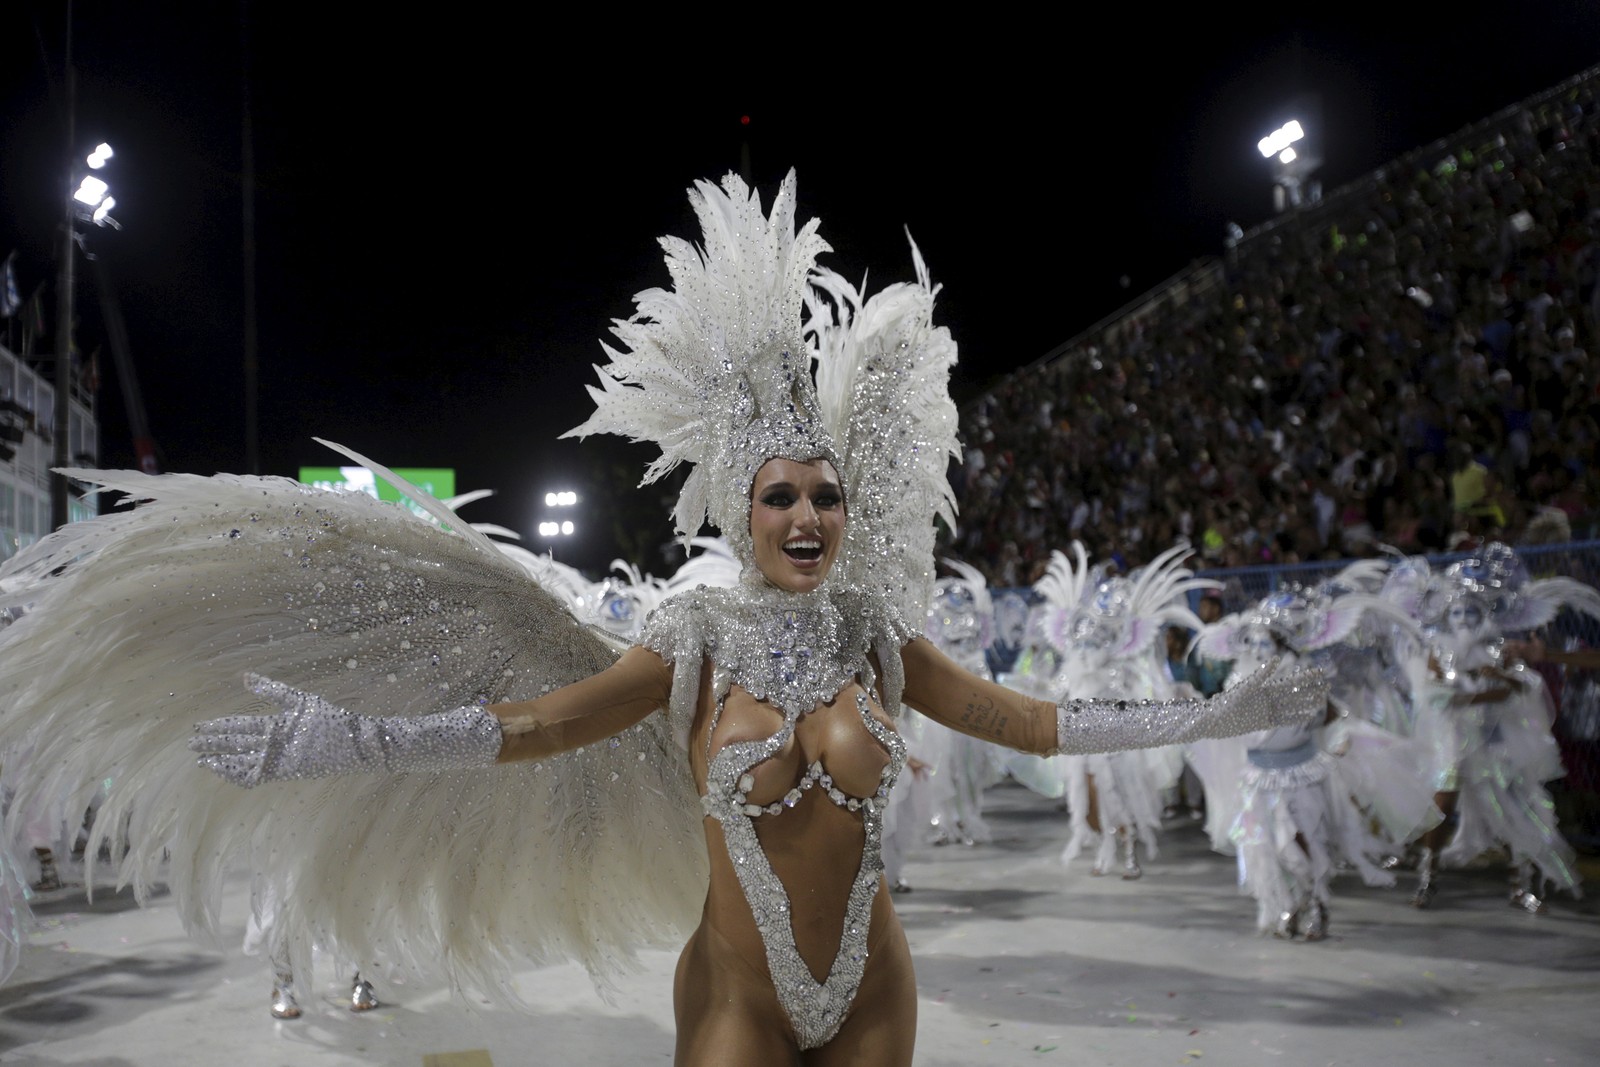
[73,175,109,206]
[72,143,121,228]
[1257,120,1305,160]
[544,490,578,507]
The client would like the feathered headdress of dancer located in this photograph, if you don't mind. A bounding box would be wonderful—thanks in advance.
[564,171,960,623]
[808,240,960,622]
[1418,541,1600,635]
[585,559,669,643]
[1035,541,1217,659]
[1197,564,1420,664]
[926,558,995,655]
[662,535,744,597]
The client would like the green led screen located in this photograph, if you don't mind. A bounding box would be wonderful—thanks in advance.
[298,466,456,520]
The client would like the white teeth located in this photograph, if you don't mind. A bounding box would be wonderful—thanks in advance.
[784,540,821,550]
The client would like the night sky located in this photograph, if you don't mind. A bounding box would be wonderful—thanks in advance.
[4,3,1599,575]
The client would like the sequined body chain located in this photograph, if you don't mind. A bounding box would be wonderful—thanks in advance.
[643,582,912,1050]
[701,690,905,1049]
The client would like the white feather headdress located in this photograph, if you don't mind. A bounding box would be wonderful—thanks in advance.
[1035,541,1215,659]
[562,170,838,563]
[563,170,961,623]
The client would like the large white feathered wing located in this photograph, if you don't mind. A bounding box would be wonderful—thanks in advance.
[810,234,960,624]
[0,460,705,1001]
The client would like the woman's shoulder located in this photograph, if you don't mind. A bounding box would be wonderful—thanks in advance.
[638,586,725,663]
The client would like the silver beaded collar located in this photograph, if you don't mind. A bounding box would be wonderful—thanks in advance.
[641,578,912,722]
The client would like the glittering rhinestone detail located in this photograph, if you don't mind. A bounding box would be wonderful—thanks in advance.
[701,689,905,1049]
[1049,662,1328,754]
[642,581,912,725]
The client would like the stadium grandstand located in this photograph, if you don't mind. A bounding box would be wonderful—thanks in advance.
[942,64,1600,848]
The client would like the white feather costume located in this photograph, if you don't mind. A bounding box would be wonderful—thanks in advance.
[0,451,705,1000]
[0,814,27,986]
[1190,569,1442,936]
[1012,543,1217,874]
[1386,543,1599,900]
[914,560,1004,849]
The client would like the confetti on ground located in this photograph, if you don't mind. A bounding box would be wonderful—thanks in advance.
[1033,1046,1057,1053]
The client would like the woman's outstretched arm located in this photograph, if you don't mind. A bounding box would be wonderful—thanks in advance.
[899,636,1325,757]
[192,645,673,786]
[494,645,673,762]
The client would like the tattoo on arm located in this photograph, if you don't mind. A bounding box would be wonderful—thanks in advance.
[957,694,1009,740]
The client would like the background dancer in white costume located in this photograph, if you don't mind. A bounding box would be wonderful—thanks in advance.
[1028,543,1217,879]
[1386,543,1600,911]
[1192,576,1442,939]
[918,560,1004,849]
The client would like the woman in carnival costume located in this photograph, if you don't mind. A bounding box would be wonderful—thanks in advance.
[0,172,1325,1064]
[915,559,1005,850]
[1383,543,1600,911]
[879,560,994,891]
[1026,543,1219,878]
[1191,569,1441,939]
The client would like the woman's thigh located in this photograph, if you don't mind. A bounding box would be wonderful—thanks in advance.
[674,925,800,1067]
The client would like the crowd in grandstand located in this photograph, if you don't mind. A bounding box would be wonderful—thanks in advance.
[948,73,1600,587]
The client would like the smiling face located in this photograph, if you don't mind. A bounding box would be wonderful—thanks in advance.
[749,457,845,594]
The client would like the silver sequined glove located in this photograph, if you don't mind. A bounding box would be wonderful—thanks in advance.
[1050,659,1327,756]
[189,673,504,788]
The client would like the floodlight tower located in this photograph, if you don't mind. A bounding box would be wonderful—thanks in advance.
[54,129,122,525]
[1258,111,1323,214]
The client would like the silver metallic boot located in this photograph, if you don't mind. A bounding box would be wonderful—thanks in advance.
[1411,847,1437,909]
[1119,828,1142,881]
[270,971,302,1019]
[1508,863,1547,914]
[1299,899,1329,941]
[349,972,379,1012]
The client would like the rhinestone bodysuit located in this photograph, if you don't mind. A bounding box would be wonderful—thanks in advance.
[642,580,913,1049]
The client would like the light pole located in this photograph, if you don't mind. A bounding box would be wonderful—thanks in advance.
[51,38,75,532]
[53,139,121,529]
